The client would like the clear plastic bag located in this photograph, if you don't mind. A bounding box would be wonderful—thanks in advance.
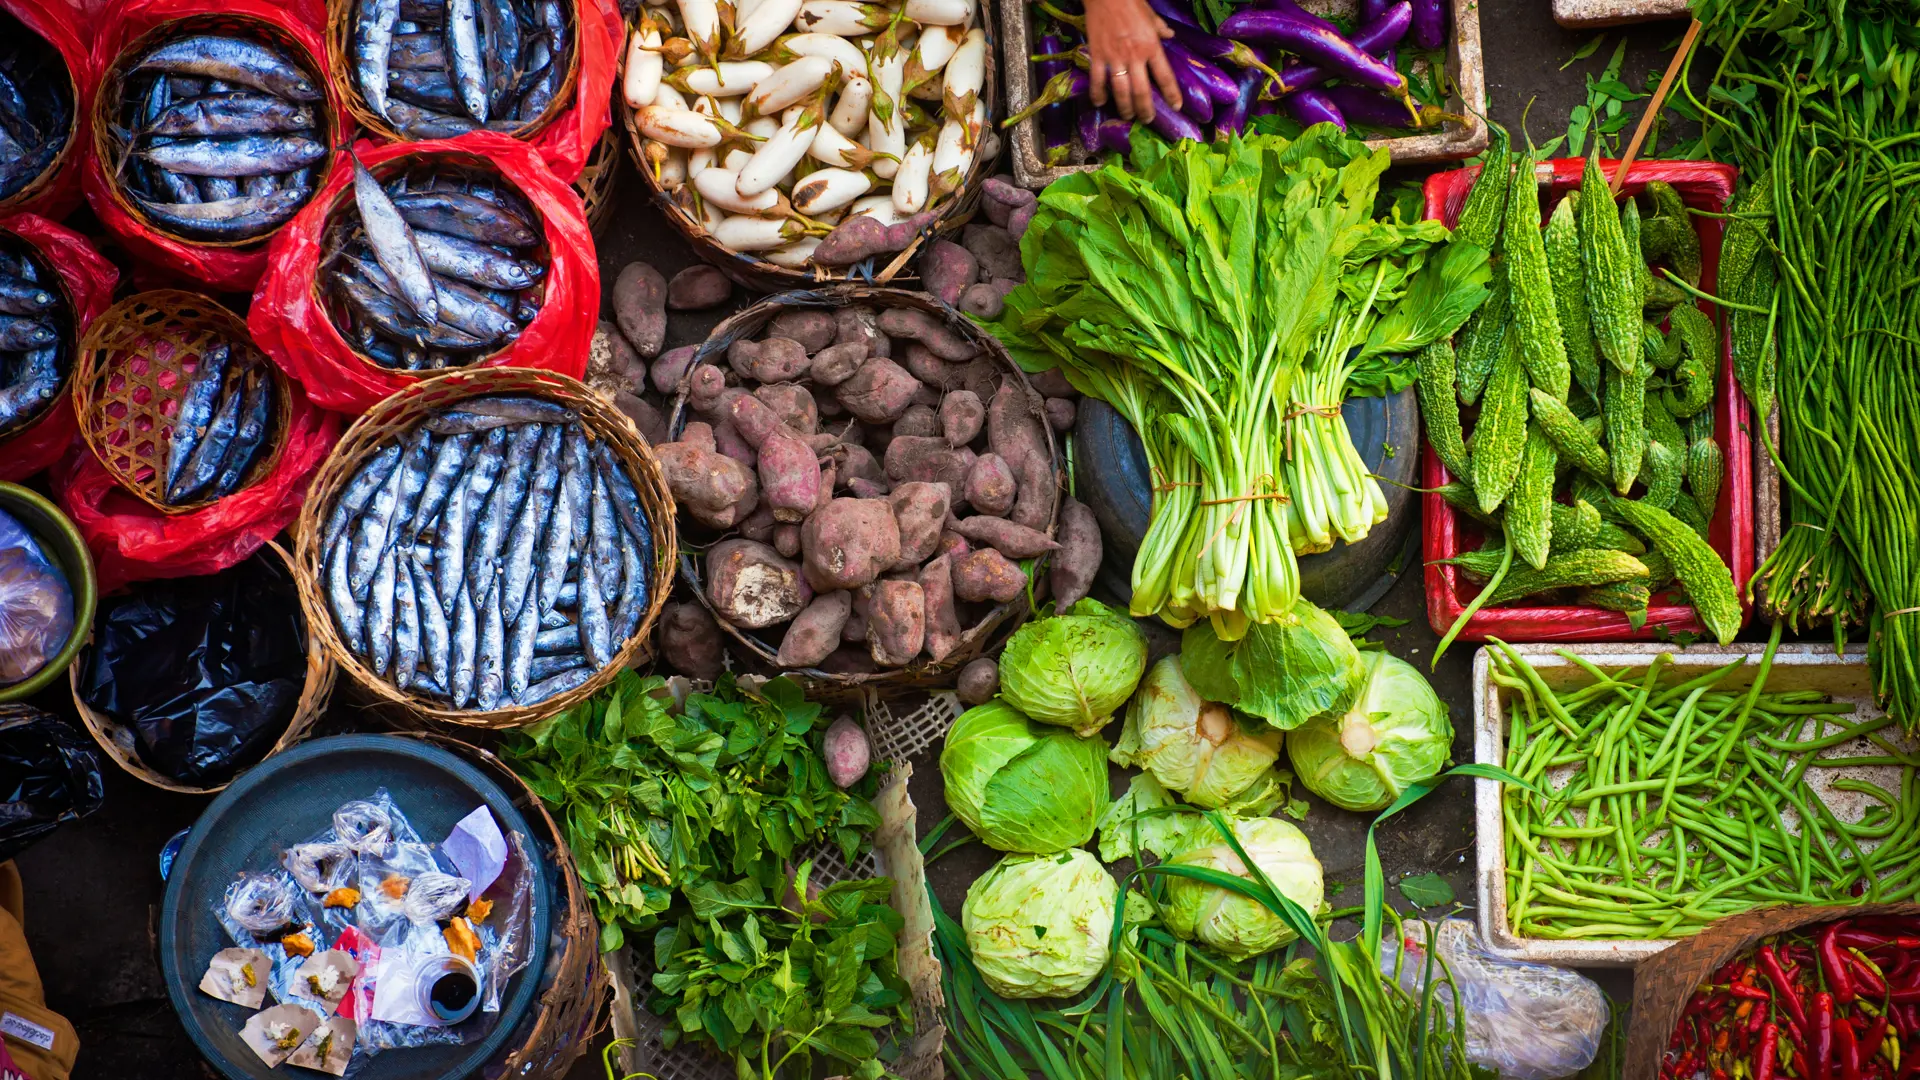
[333,799,394,856]
[223,873,299,934]
[402,872,471,925]
[1380,919,1608,1080]
[283,842,354,895]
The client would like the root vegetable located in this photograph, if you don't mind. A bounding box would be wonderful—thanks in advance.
[661,602,726,679]
[667,264,733,310]
[848,477,889,499]
[982,177,1035,212]
[940,389,984,445]
[651,344,700,395]
[1045,396,1077,431]
[963,454,1015,515]
[814,215,892,266]
[1006,202,1036,240]
[893,403,939,438]
[600,321,649,393]
[776,589,853,668]
[868,579,926,666]
[802,497,903,590]
[987,377,1048,474]
[920,555,961,661]
[936,530,971,560]
[707,539,812,627]
[957,282,1004,319]
[956,656,998,703]
[614,260,669,357]
[768,309,838,352]
[688,363,728,411]
[911,383,942,408]
[657,437,760,528]
[1010,449,1055,531]
[1027,368,1077,398]
[834,306,889,357]
[754,383,818,434]
[837,358,923,423]
[890,481,951,567]
[923,239,979,305]
[839,443,885,486]
[809,340,868,385]
[712,419,756,468]
[813,384,845,419]
[902,342,964,389]
[885,435,974,491]
[615,391,668,444]
[681,421,717,453]
[740,503,777,543]
[814,456,837,513]
[822,646,879,674]
[952,548,1026,603]
[757,429,821,522]
[961,223,1022,280]
[843,585,871,641]
[877,306,976,362]
[1051,497,1101,610]
[728,336,811,382]
[774,523,802,557]
[821,715,871,787]
[950,515,1059,558]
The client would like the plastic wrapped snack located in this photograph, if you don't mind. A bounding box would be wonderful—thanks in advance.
[332,800,392,855]
[224,873,298,935]
[1381,919,1608,1080]
[402,872,472,925]
[284,842,353,895]
[0,507,73,685]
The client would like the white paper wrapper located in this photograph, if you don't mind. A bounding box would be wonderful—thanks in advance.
[199,947,270,1009]
[287,1015,356,1075]
[240,1004,318,1067]
[288,949,360,1013]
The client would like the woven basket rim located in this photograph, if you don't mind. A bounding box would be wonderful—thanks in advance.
[668,284,1054,697]
[0,229,82,440]
[576,124,621,237]
[72,289,293,515]
[68,539,336,795]
[291,367,679,729]
[323,0,584,148]
[90,12,339,251]
[0,20,82,217]
[309,149,551,378]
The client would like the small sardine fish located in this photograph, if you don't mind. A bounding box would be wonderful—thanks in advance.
[388,32,448,71]
[169,366,246,503]
[350,429,423,596]
[325,442,403,551]
[522,665,592,706]
[410,229,535,290]
[393,553,420,690]
[410,553,451,692]
[534,473,572,618]
[437,425,509,612]
[135,189,310,241]
[451,578,478,707]
[447,0,489,122]
[0,276,56,315]
[589,466,621,603]
[242,174,279,199]
[368,544,398,676]
[390,191,537,247]
[388,68,462,114]
[333,272,488,349]
[610,528,648,648]
[475,572,506,710]
[147,92,315,137]
[211,366,276,497]
[412,431,472,534]
[502,425,557,618]
[532,624,578,654]
[390,427,437,537]
[469,422,541,600]
[355,0,402,119]
[166,342,230,495]
[526,652,584,682]
[430,274,518,341]
[134,36,322,102]
[384,98,480,140]
[506,585,537,701]
[326,532,365,653]
[0,315,54,352]
[480,0,522,113]
[577,552,612,668]
[140,135,329,178]
[352,154,438,324]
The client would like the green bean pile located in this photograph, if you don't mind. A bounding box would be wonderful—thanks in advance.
[1489,638,1920,941]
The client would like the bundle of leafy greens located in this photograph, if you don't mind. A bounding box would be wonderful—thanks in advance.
[504,672,900,1079]
[981,126,1490,642]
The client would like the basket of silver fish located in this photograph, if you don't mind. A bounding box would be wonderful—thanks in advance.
[316,151,552,373]
[91,14,338,246]
[0,5,81,215]
[617,0,998,292]
[328,0,580,145]
[73,291,291,515]
[293,367,678,729]
[0,230,78,446]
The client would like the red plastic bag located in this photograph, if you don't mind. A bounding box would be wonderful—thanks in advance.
[53,382,342,594]
[1420,158,1752,643]
[252,132,599,415]
[1,0,91,222]
[0,214,119,483]
[82,0,350,293]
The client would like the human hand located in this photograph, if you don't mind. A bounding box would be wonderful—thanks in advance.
[1083,0,1182,123]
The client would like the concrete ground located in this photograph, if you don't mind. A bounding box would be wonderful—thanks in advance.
[17,4,1697,1075]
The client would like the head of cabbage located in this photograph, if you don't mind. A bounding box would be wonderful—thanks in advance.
[1163,816,1324,960]
[999,599,1148,736]
[1111,655,1287,810]
[1287,650,1451,811]
[963,848,1118,999]
[941,700,1110,853]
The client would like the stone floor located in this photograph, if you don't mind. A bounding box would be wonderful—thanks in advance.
[18,3,1699,1074]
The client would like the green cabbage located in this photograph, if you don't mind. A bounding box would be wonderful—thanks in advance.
[999,599,1148,735]
[940,701,1109,853]
[1179,599,1365,731]
[1287,650,1452,811]
[963,849,1118,999]
[1163,816,1324,959]
[1111,655,1287,809]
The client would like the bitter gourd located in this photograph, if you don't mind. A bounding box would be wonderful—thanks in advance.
[1471,334,1530,513]
[1622,199,1656,310]
[1454,273,1511,405]
[1448,547,1652,606]
[1579,154,1642,373]
[1688,437,1723,519]
[1642,438,1682,510]
[1509,424,1557,570]
[1454,123,1512,251]
[1502,158,1570,400]
[1580,579,1653,616]
[1605,356,1648,494]
[1644,321,1682,370]
[1417,340,1472,481]
[1615,499,1741,644]
[1642,180,1701,287]
[1665,303,1718,417]
[1546,194,1601,401]
[1549,499,1603,554]
[1528,388,1610,483]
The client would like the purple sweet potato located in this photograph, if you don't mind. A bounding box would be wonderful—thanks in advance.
[729,336,811,383]
[982,177,1036,211]
[965,452,1016,516]
[847,477,890,499]
[920,555,961,662]
[902,342,969,390]
[656,438,759,528]
[936,530,971,560]
[889,481,950,567]
[599,320,648,393]
[952,548,1027,604]
[802,497,902,591]
[755,383,818,435]
[836,358,923,424]
[759,429,821,523]
[1045,396,1077,432]
[768,309,838,353]
[834,306,888,358]
[1010,449,1055,532]
[957,282,1005,319]
[923,239,979,306]
[813,215,891,267]
[813,384,845,420]
[688,364,729,412]
[880,210,938,252]
[681,421,717,454]
[1027,368,1078,398]
[988,377,1049,474]
[1050,496,1102,610]
[774,523,802,558]
[614,260,668,357]
[814,457,837,513]
[838,443,885,487]
[910,383,941,409]
[739,503,777,543]
[660,602,725,680]
[868,578,926,666]
[712,418,757,469]
[893,403,939,439]
[1005,202,1037,242]
[956,657,999,704]
[961,224,1022,281]
[885,436,974,491]
[706,539,811,628]
[950,515,1059,558]
[843,585,871,642]
[940,390,984,446]
[667,264,732,310]
[614,390,667,445]
[877,307,976,362]
[822,715,871,787]
[651,344,701,396]
[810,340,868,386]
[776,589,852,668]
[722,391,781,446]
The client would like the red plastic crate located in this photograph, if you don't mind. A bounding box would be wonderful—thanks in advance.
[1420,159,1753,642]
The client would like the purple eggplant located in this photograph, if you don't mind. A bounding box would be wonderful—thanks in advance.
[1037,34,1076,160]
[1222,6,1407,98]
[1145,85,1205,140]
[1359,0,1391,21]
[1283,86,1347,129]
[1411,0,1444,48]
[1078,108,1132,155]
[1276,1,1409,91]
[1172,26,1286,96]
[1320,84,1460,127]
[1007,66,1089,127]
[1251,0,1340,34]
[1212,64,1266,138]
[1164,39,1240,108]
[1161,50,1213,122]
[1144,0,1202,31]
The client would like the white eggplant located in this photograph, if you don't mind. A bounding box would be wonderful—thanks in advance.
[714,215,810,251]
[715,95,743,123]
[763,237,823,267]
[892,132,934,213]
[687,145,715,180]
[638,105,724,147]
[675,0,722,59]
[729,0,805,57]
[774,32,869,75]
[746,56,838,118]
[910,24,965,77]
[736,102,823,196]
[667,61,773,96]
[846,194,910,225]
[791,167,872,214]
[828,76,872,137]
[794,0,891,34]
[723,147,754,170]
[695,166,781,212]
[930,98,982,196]
[623,24,665,109]
[808,121,873,167]
[866,29,908,178]
[903,0,969,24]
[646,141,688,187]
[942,27,985,116]
[653,82,690,109]
[695,198,726,231]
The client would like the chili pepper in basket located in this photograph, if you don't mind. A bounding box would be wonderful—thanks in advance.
[1834,930,1920,952]
[1816,993,1837,1080]
[1759,1022,1782,1080]
[1827,927,1860,1004]
[1753,999,1772,1035]
[1767,946,1814,1030]
[1863,1013,1891,1066]
[1740,983,1779,1002]
[1840,1015,1864,1080]
[1852,951,1891,999]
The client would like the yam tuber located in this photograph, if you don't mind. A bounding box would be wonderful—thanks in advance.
[837,358,923,424]
[809,340,868,386]
[1009,448,1055,531]
[877,307,975,362]
[893,403,939,438]
[961,224,1022,281]
[885,436,974,492]
[801,497,902,591]
[656,437,759,529]
[729,336,811,383]
[957,282,1004,319]
[834,305,888,358]
[1045,397,1077,432]
[822,716,871,787]
[706,540,812,628]
[768,309,838,352]
[688,364,728,412]
[949,514,1059,558]
[920,555,961,662]
[956,657,999,704]
[843,585,871,642]
[661,602,726,679]
[902,342,964,389]
[712,419,757,469]
[889,481,950,568]
[940,390,984,446]
[952,548,1026,604]
[613,260,668,357]
[987,378,1048,475]
[867,579,926,666]
[774,523,802,558]
[754,383,818,435]
[776,590,853,667]
[651,344,700,396]
[1050,497,1102,610]
[667,264,732,310]
[965,452,1016,516]
[757,429,821,523]
[923,239,979,306]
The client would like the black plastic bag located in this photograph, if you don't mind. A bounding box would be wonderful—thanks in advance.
[78,549,306,786]
[0,706,105,862]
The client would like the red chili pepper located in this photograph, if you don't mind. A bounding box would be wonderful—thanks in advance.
[1715,1069,1732,1080]
[1851,953,1891,998]
[1835,931,1920,951]
[1828,927,1861,1004]
[1753,1000,1772,1034]
[1816,993,1837,1080]
[1767,947,1815,1030]
[1741,984,1781,1001]
[1838,1014,1863,1080]
[1862,1013,1890,1063]
[1894,990,1920,1004]
[1758,1022,1782,1080]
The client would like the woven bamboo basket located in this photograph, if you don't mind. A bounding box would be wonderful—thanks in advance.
[311,150,555,374]
[1624,903,1920,1080]
[404,732,611,1080]
[292,366,679,729]
[325,0,583,147]
[0,18,80,217]
[575,122,621,238]
[0,230,77,442]
[72,290,292,515]
[91,13,338,249]
[669,285,1057,701]
[618,4,1001,293]
[68,540,335,795]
